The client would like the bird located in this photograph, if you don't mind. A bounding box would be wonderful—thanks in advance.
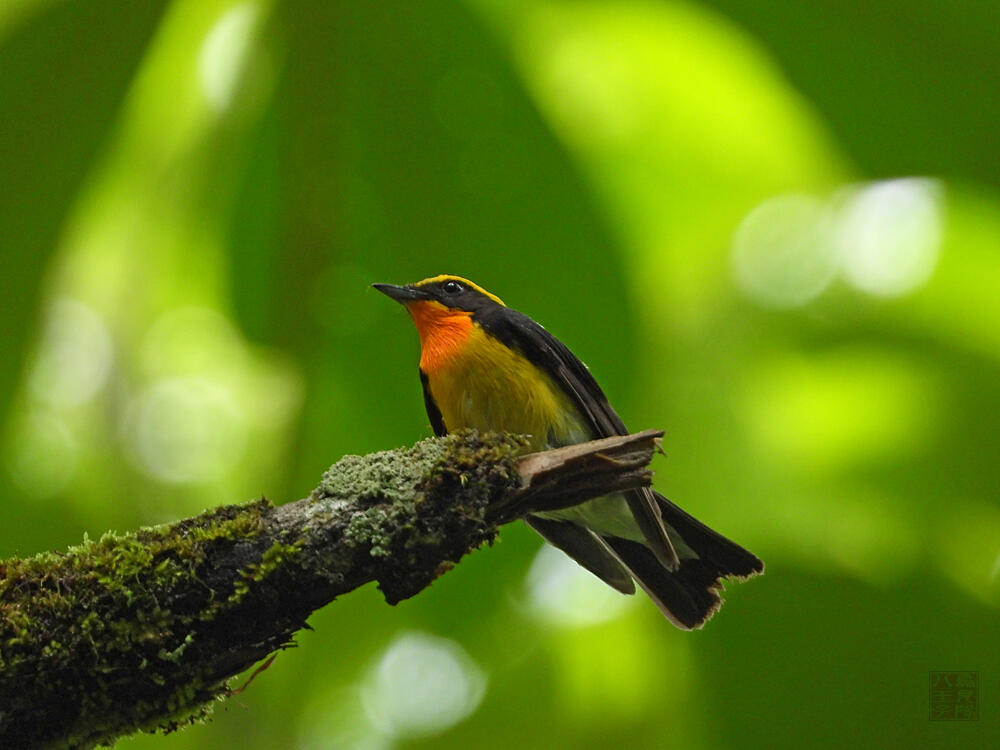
[373,274,762,628]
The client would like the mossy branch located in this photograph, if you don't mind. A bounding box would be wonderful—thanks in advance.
[0,429,662,750]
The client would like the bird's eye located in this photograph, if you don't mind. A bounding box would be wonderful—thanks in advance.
[442,280,464,295]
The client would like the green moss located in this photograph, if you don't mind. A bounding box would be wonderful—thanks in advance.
[229,540,303,603]
[0,498,281,748]
[0,433,526,748]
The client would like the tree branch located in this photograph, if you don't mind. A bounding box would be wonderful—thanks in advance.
[0,429,662,749]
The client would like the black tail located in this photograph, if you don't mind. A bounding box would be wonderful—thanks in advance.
[654,493,763,580]
[603,493,763,630]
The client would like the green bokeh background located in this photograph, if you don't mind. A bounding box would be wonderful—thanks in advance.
[2,1,998,748]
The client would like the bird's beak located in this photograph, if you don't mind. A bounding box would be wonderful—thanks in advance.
[371,283,428,303]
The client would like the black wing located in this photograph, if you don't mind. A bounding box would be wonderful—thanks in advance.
[477,307,624,434]
[477,307,678,569]
[420,369,447,437]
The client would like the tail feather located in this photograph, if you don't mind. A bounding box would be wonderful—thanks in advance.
[605,494,763,629]
[525,516,636,595]
[602,537,722,629]
[654,492,764,579]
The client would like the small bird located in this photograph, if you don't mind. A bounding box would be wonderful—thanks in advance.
[374,275,762,628]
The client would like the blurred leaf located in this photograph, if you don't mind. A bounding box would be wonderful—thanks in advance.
[0,0,169,428]
[699,0,1000,186]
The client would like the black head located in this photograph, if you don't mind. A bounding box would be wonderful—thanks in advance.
[372,275,506,313]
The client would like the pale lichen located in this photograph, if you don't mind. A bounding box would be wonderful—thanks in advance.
[307,430,525,602]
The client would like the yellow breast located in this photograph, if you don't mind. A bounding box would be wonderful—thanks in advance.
[426,325,591,451]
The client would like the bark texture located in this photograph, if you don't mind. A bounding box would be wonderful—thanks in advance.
[0,429,662,749]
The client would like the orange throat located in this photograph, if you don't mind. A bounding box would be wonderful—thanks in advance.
[405,301,474,374]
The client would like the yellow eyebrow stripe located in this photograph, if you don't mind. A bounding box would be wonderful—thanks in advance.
[413,275,506,306]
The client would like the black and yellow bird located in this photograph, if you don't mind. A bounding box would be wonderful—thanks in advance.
[374,275,762,629]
